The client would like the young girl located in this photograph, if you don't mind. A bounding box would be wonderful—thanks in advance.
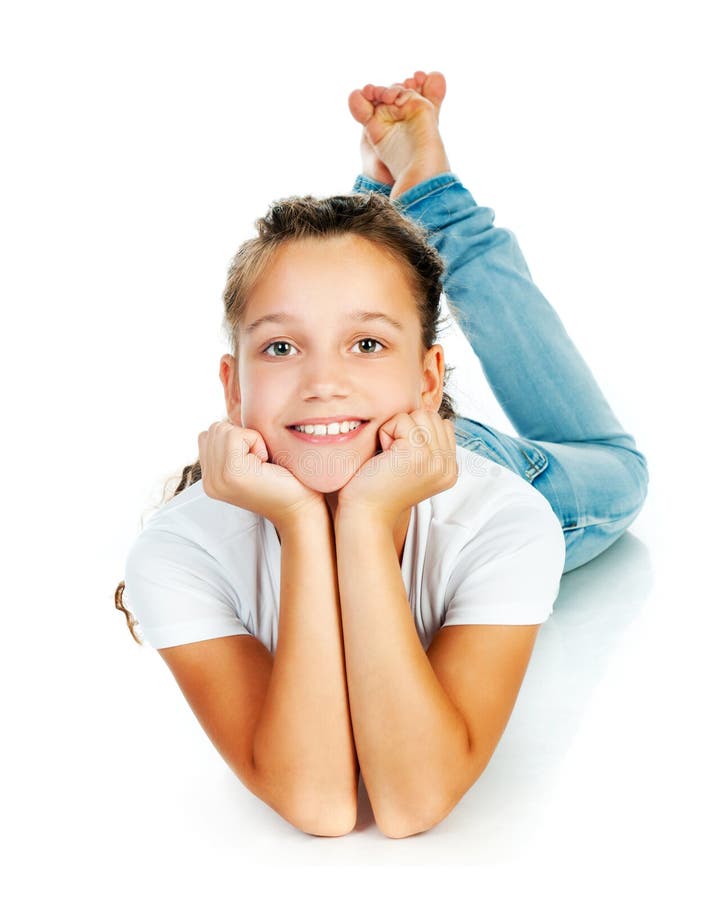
[115,70,648,839]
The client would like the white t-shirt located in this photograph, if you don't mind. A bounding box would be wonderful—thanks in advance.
[123,444,566,653]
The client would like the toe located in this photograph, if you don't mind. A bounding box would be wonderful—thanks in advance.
[381,84,405,104]
[371,84,388,103]
[393,87,417,107]
[348,89,374,125]
[424,71,447,105]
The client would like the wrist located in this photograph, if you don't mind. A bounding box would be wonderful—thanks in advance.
[389,162,452,201]
[334,501,398,533]
[274,498,331,539]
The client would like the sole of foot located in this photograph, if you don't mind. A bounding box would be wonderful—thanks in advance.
[348,74,450,199]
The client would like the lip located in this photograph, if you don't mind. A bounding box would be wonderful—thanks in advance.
[287,420,371,444]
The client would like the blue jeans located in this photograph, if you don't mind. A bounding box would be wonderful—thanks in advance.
[352,172,649,574]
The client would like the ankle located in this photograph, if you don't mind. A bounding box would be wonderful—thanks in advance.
[390,161,452,200]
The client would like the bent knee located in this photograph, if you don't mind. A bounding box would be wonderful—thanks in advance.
[563,509,643,573]
[625,447,649,511]
[606,442,650,516]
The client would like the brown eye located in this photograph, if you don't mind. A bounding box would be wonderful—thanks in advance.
[354,338,384,353]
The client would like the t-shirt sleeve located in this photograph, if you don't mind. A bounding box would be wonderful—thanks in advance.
[443,499,566,626]
[123,529,252,649]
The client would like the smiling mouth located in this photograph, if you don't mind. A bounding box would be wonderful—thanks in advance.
[287,419,370,436]
[286,420,371,442]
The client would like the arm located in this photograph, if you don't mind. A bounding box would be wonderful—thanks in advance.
[183,418,359,833]
[334,509,541,839]
[157,504,358,837]
[333,508,466,838]
[251,505,359,832]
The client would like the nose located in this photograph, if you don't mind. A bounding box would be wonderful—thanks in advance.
[300,353,352,402]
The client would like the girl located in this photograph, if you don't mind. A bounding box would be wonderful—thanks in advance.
[115,71,648,839]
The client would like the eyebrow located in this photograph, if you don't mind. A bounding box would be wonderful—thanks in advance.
[242,309,405,336]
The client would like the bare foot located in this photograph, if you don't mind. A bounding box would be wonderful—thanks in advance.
[401,70,447,120]
[348,71,451,199]
[350,83,395,186]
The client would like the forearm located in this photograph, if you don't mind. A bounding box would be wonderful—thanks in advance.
[334,509,470,837]
[252,506,358,831]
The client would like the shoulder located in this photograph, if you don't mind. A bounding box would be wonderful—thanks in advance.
[432,443,560,533]
[123,479,264,607]
[123,482,263,648]
[430,444,566,588]
[136,478,260,555]
[427,447,566,625]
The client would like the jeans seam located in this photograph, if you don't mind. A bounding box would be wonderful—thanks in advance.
[563,512,637,533]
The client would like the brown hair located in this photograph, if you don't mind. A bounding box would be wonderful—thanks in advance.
[115,190,458,642]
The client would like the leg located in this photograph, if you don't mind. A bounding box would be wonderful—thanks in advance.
[356,172,635,448]
[348,74,649,572]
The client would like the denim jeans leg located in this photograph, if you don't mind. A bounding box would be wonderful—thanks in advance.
[352,173,649,572]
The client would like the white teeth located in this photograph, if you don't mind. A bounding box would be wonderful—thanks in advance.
[292,419,363,436]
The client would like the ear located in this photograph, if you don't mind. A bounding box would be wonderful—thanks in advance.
[219,354,244,426]
[420,344,446,413]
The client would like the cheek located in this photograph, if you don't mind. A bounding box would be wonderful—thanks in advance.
[239,371,276,415]
[239,397,270,436]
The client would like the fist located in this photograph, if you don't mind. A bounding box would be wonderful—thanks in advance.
[336,408,459,525]
[197,419,326,529]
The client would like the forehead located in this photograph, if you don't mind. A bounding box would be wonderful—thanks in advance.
[246,234,418,315]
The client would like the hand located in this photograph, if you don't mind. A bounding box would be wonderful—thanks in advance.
[336,408,459,526]
[198,419,326,529]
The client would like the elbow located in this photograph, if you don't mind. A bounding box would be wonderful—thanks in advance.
[374,792,454,840]
[377,808,446,840]
[250,750,359,837]
[378,820,431,840]
[291,800,358,837]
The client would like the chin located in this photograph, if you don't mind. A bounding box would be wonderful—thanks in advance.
[297,468,358,496]
[277,445,372,494]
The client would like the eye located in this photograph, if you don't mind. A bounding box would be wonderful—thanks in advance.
[262,340,298,358]
[353,337,385,354]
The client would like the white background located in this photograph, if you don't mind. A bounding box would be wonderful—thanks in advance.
[2,0,723,895]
